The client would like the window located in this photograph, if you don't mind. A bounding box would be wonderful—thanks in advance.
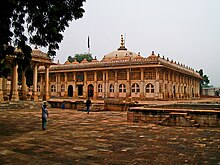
[51,85,56,92]
[146,83,154,93]
[37,85,40,92]
[61,84,65,92]
[119,84,126,93]
[132,83,140,93]
[110,84,114,92]
[98,84,102,92]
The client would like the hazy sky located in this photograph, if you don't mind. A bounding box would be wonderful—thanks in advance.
[52,0,220,86]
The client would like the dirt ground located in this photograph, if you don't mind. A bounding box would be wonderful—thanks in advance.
[0,105,220,164]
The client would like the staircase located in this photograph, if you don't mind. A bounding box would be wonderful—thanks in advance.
[159,112,200,127]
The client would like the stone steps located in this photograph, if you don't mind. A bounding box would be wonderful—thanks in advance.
[159,112,200,127]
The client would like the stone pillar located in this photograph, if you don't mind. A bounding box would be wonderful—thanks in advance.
[56,73,61,97]
[94,71,97,99]
[73,72,76,98]
[155,68,160,99]
[168,71,171,98]
[2,77,7,100]
[0,78,3,101]
[64,73,67,97]
[162,70,166,99]
[11,64,19,101]
[32,64,38,101]
[114,71,118,98]
[45,66,50,100]
[102,71,105,98]
[21,70,27,100]
[106,71,109,98]
[126,69,131,98]
[140,68,144,99]
[83,72,87,98]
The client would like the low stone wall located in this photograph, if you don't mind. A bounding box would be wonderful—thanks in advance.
[146,103,220,110]
[48,100,85,110]
[0,101,42,110]
[128,108,220,127]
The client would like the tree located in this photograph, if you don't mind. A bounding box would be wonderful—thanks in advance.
[0,0,86,78]
[68,53,93,63]
[198,69,210,94]
[67,56,75,63]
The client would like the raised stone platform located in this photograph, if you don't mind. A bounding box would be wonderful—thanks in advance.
[128,105,220,127]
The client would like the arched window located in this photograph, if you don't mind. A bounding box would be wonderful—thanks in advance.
[146,83,154,93]
[110,84,114,92]
[119,84,126,93]
[51,85,56,92]
[132,83,140,93]
[61,84,65,92]
[37,85,40,92]
[98,84,102,92]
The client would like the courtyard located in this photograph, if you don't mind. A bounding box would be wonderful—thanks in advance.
[0,108,220,164]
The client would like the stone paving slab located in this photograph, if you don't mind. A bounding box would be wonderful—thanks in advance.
[0,108,220,164]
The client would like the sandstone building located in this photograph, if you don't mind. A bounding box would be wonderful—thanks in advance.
[37,35,202,101]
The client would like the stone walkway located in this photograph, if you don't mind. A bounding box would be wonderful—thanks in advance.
[0,108,220,164]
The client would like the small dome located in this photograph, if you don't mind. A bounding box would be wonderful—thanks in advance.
[92,56,99,62]
[102,50,140,61]
[64,61,71,64]
[81,58,88,63]
[147,51,158,60]
[134,52,143,59]
[72,59,79,64]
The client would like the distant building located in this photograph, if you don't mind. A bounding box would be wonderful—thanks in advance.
[202,86,220,96]
[37,35,202,100]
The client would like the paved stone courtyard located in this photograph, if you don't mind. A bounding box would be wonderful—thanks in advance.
[0,108,220,164]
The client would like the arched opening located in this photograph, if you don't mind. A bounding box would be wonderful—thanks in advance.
[68,85,73,97]
[88,84,94,98]
[146,83,154,93]
[132,83,140,93]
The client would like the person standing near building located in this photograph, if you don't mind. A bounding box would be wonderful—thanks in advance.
[42,102,49,130]
[86,97,92,114]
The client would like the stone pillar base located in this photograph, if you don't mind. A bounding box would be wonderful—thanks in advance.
[0,90,3,101]
[33,92,38,101]
[21,91,27,100]
[45,92,50,100]
[11,90,19,101]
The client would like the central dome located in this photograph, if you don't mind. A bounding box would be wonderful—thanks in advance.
[101,35,142,61]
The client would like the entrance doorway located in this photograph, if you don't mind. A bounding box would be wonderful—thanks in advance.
[68,85,73,97]
[78,85,83,96]
[88,84,94,98]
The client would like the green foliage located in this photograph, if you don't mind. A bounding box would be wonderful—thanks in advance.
[68,53,93,63]
[198,69,210,94]
[68,56,75,63]
[0,0,86,78]
[198,69,210,85]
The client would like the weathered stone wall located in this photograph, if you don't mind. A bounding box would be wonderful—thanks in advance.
[128,110,220,127]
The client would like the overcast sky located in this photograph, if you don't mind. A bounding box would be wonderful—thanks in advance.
[51,0,220,87]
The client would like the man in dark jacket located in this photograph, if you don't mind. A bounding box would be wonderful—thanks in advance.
[86,97,92,114]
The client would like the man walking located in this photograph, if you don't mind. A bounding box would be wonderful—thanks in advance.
[86,97,92,114]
